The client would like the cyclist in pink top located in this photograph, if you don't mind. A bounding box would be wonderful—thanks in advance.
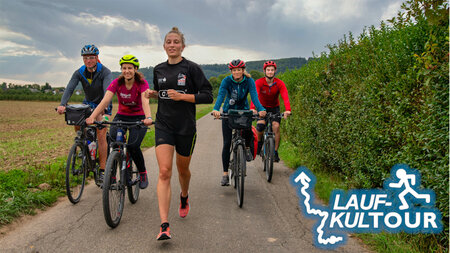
[87,55,153,189]
[250,61,291,162]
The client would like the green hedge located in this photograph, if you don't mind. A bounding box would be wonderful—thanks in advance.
[279,0,448,250]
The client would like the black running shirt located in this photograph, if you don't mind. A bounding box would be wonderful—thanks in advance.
[153,58,213,135]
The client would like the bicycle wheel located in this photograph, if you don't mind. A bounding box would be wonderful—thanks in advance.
[265,137,275,182]
[228,156,236,189]
[65,143,86,204]
[236,144,246,208]
[127,158,140,204]
[262,137,267,172]
[102,150,125,228]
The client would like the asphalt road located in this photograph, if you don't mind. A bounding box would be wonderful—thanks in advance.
[0,115,370,253]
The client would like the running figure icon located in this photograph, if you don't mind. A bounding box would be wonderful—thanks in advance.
[388,167,431,210]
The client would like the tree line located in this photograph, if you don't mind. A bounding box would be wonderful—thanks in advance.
[0,82,84,102]
[111,57,311,91]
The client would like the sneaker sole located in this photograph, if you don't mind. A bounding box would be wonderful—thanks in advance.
[157,233,171,240]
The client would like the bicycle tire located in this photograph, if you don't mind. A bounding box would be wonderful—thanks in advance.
[265,137,274,182]
[65,143,86,204]
[126,157,140,204]
[236,144,246,208]
[262,137,267,172]
[229,158,236,189]
[102,150,125,228]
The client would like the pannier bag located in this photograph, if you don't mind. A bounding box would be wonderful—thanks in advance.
[65,104,93,125]
[227,109,253,129]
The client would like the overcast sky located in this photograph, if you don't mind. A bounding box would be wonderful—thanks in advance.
[0,0,402,87]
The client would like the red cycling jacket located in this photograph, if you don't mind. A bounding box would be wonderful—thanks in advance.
[250,77,291,111]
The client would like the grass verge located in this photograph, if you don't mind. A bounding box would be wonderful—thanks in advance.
[277,141,447,253]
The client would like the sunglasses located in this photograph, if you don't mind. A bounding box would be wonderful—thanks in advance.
[83,56,96,60]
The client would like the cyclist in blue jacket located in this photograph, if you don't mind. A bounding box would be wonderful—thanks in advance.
[212,59,266,186]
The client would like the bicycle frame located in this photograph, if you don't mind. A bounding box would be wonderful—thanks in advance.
[216,111,258,208]
[74,125,98,171]
[99,120,150,228]
[103,122,143,190]
[261,112,283,182]
[64,121,103,204]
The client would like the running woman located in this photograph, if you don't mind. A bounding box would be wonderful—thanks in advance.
[148,27,213,240]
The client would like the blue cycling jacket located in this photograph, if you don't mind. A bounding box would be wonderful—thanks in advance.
[213,75,265,113]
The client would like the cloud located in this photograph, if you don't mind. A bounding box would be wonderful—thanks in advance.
[100,44,167,72]
[380,1,403,21]
[0,28,44,57]
[271,0,364,24]
[183,44,266,64]
[95,43,266,71]
[0,27,31,41]
[0,0,405,87]
[71,13,162,46]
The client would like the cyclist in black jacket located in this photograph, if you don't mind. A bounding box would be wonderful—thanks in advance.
[57,45,112,178]
[147,27,213,240]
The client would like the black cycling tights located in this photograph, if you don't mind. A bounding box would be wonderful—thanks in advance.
[221,118,252,173]
[109,114,147,173]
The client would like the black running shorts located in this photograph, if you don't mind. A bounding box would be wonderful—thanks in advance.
[155,128,197,157]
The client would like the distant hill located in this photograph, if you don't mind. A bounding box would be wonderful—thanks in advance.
[112,57,311,87]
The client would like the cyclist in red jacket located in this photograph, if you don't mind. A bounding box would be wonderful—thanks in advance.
[250,61,291,162]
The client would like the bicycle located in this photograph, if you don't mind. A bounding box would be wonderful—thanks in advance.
[61,104,106,204]
[214,109,258,208]
[98,120,150,228]
[260,112,284,183]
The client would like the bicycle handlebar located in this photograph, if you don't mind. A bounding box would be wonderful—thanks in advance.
[210,112,260,120]
[94,120,154,129]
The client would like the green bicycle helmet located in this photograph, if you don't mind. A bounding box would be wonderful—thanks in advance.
[119,54,139,69]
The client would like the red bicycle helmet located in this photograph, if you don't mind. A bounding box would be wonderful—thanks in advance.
[263,60,277,70]
[228,59,246,69]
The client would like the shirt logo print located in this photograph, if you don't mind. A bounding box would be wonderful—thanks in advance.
[177,73,186,86]
[158,77,167,85]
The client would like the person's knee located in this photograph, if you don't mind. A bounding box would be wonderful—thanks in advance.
[159,168,172,181]
[256,123,265,132]
[272,122,280,132]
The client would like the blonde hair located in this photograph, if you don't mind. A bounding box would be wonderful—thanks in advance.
[164,27,185,46]
[243,70,251,78]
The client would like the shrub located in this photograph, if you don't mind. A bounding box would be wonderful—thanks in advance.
[280,0,448,250]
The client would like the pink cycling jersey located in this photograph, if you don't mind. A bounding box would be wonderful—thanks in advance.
[107,78,149,116]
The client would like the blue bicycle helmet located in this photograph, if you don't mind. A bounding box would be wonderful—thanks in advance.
[81,44,99,56]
